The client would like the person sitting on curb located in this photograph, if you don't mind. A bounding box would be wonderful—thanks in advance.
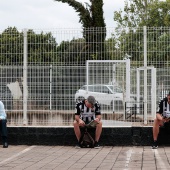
[152,92,170,149]
[0,101,8,148]
[73,96,102,149]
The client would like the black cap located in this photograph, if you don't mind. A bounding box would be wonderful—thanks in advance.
[87,96,96,106]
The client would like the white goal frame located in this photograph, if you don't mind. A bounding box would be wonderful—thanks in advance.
[137,66,156,123]
[86,59,131,117]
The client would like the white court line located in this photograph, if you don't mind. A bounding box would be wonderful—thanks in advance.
[125,148,133,168]
[154,149,166,168]
[0,146,36,165]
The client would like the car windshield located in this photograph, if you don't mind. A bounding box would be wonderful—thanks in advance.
[108,85,123,93]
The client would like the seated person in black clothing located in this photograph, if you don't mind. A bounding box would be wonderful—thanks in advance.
[152,92,170,149]
[73,96,102,149]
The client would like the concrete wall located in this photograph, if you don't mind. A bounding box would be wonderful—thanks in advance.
[3,126,170,146]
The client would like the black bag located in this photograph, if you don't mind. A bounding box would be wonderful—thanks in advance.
[80,129,95,148]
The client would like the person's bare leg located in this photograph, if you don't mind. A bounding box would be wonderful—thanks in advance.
[153,118,163,141]
[73,120,81,141]
[95,121,102,142]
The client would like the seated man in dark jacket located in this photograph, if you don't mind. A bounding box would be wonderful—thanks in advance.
[152,92,170,149]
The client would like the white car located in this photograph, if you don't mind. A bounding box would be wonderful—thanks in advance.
[75,84,135,109]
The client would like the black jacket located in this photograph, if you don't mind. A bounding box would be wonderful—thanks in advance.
[157,97,168,115]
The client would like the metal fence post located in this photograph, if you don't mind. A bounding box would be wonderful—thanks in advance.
[125,59,130,120]
[143,26,147,125]
[23,28,28,125]
[50,65,52,111]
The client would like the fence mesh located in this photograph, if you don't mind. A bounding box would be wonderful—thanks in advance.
[0,27,169,126]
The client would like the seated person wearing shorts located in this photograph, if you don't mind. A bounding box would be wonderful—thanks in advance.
[152,92,170,149]
[73,96,102,149]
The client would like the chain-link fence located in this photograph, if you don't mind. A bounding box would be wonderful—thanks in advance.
[0,27,169,126]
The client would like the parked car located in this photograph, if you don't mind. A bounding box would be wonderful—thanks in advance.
[75,84,136,110]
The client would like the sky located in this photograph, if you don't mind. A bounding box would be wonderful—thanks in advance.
[0,0,125,31]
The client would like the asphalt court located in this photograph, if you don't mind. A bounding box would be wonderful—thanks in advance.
[0,145,170,170]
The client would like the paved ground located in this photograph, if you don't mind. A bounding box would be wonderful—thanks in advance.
[0,145,170,170]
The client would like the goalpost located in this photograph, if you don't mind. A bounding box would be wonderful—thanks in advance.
[86,59,131,119]
[86,60,157,124]
[137,66,156,123]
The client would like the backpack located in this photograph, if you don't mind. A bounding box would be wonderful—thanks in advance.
[80,129,95,148]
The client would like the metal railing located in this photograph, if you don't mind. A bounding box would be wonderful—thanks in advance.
[0,26,169,126]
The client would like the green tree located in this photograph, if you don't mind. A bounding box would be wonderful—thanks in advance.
[56,38,86,64]
[0,27,58,65]
[114,0,170,28]
[0,27,23,64]
[54,0,106,61]
[56,37,120,64]
[27,29,58,64]
[113,0,170,65]
[113,0,168,28]
[104,37,123,60]
[142,0,170,27]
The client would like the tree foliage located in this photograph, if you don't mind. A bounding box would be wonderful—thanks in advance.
[0,27,23,64]
[54,0,105,28]
[113,0,170,66]
[114,0,170,28]
[54,0,106,61]
[27,29,58,64]
[114,0,150,28]
[0,27,58,65]
[56,38,86,64]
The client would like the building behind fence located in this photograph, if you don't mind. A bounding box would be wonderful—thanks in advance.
[0,27,169,126]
